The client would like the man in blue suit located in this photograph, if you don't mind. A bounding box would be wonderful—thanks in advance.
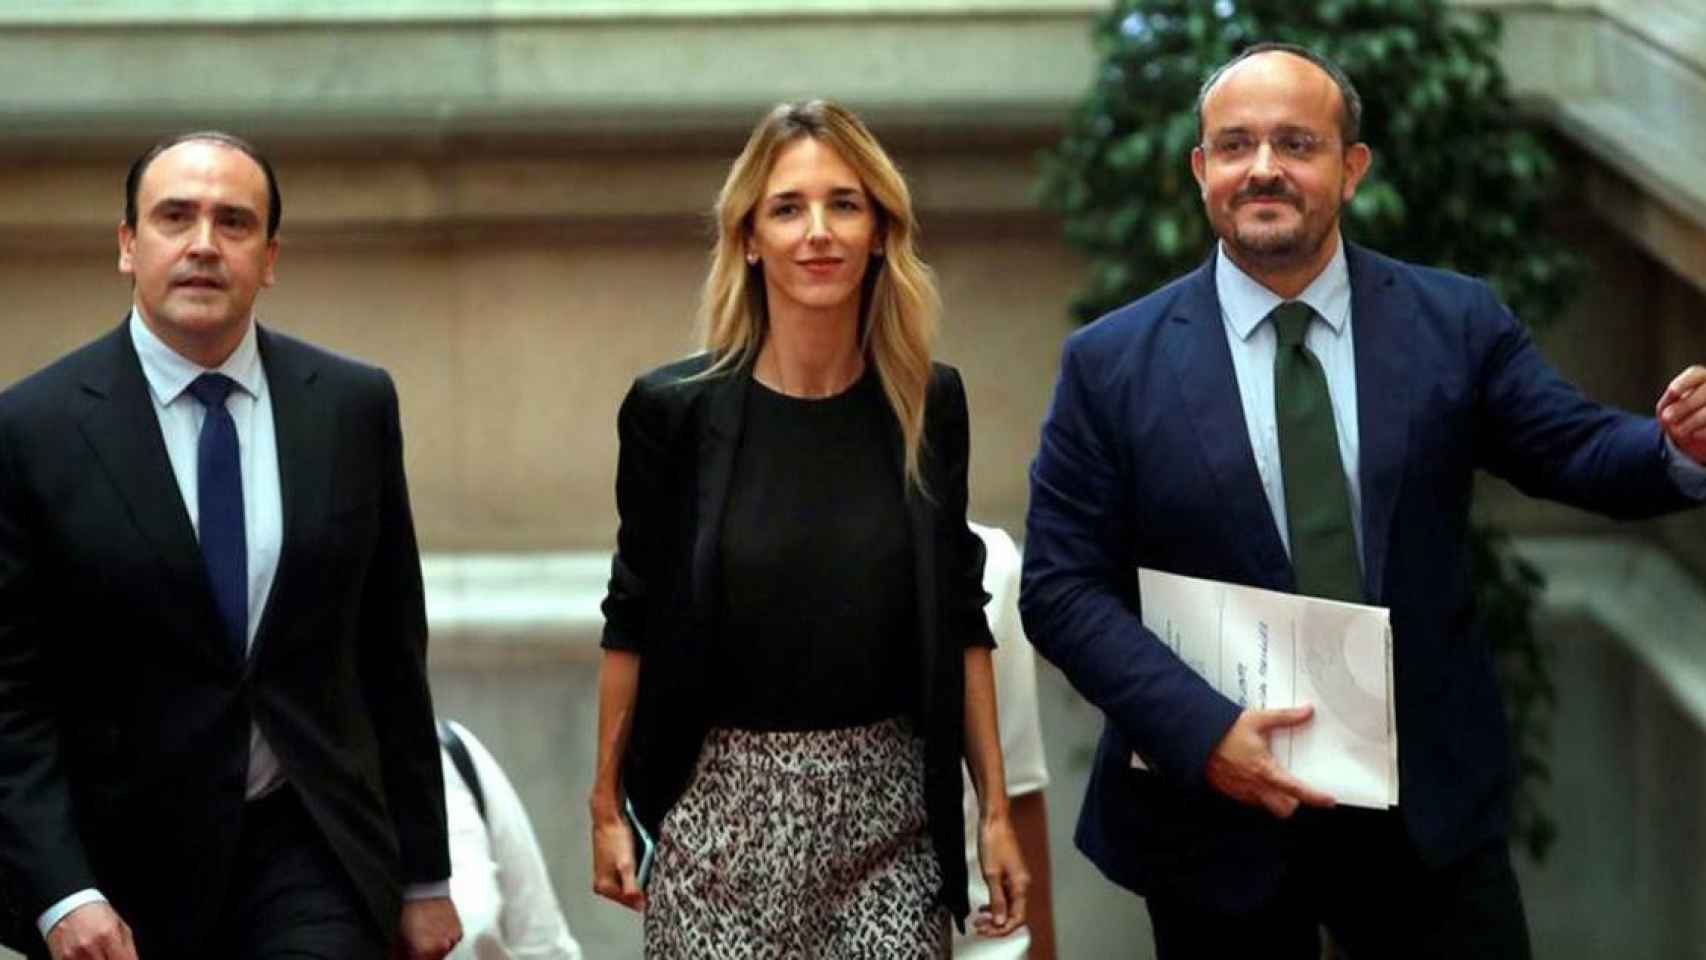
[1020,43,1706,958]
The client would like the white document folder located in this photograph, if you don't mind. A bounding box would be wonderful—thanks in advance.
[1132,567,1399,809]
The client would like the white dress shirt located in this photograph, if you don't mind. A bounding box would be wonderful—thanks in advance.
[129,309,287,799]
[442,721,583,960]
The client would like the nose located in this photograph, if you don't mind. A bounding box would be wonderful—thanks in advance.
[1249,139,1281,178]
[806,203,831,244]
[187,217,219,259]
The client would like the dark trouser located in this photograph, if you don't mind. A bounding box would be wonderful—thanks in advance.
[215,786,388,960]
[1146,807,1531,960]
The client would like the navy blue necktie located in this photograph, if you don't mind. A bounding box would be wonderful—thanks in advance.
[188,373,248,657]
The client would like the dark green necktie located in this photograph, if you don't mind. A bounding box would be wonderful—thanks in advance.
[1271,301,1362,603]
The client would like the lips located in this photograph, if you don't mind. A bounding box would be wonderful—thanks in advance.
[798,258,843,275]
[172,275,227,291]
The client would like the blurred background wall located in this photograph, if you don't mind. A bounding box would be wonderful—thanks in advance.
[1,0,1703,955]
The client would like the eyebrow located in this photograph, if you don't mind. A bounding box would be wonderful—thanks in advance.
[151,198,261,221]
[766,186,865,202]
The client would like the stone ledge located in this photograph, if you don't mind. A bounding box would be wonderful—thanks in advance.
[1462,0,1706,77]
[423,551,607,666]
[0,0,1107,26]
[0,11,1099,143]
[1474,3,1706,295]
[1513,535,1706,731]
[423,537,1706,740]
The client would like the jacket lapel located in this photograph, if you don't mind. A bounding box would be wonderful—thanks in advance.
[895,406,939,721]
[690,366,748,627]
[75,322,234,672]
[1347,245,1412,604]
[249,326,332,662]
[1159,257,1293,587]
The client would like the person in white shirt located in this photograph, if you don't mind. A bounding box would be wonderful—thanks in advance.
[440,720,583,960]
[957,524,1057,959]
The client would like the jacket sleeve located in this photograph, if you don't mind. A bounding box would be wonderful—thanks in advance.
[935,368,994,650]
[1470,282,1696,517]
[356,371,450,886]
[0,402,100,918]
[600,377,673,653]
[1019,335,1240,788]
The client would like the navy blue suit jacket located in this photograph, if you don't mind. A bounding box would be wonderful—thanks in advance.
[1020,243,1693,911]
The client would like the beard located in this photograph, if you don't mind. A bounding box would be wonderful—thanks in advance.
[1220,181,1337,269]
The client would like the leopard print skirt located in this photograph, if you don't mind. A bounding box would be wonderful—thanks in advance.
[643,716,950,959]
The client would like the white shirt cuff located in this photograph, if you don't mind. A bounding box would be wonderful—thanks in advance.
[37,889,108,940]
[1663,433,1706,500]
[403,880,451,901]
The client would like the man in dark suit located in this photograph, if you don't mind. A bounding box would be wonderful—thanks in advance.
[0,132,462,959]
[1020,43,1706,958]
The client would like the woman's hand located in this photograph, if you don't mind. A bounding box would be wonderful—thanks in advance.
[974,810,1029,937]
[589,798,647,912]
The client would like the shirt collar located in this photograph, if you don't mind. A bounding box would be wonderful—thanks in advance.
[1215,235,1351,342]
[128,307,264,407]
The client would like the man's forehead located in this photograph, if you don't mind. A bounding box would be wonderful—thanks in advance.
[1203,52,1341,125]
[138,140,266,201]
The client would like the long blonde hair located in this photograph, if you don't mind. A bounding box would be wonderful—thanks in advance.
[698,99,940,493]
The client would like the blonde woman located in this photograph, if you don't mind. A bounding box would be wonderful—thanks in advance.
[589,100,1028,957]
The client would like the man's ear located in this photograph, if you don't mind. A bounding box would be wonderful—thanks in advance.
[1190,146,1209,199]
[1342,142,1373,201]
[262,237,280,288]
[117,221,136,276]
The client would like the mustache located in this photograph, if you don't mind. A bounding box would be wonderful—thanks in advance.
[1234,180,1301,206]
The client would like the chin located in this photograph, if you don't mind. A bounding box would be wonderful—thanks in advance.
[1231,231,1304,260]
[785,287,860,312]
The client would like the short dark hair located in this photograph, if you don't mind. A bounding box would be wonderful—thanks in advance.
[124,131,283,239]
[1195,42,1363,144]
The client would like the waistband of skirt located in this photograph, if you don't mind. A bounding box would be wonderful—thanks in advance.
[701,715,921,776]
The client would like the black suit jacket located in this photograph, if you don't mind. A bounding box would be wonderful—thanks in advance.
[0,322,448,953]
[600,354,993,922]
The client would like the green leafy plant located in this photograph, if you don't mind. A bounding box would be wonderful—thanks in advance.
[1039,0,1574,860]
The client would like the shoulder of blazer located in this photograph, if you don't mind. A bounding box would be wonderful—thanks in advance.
[926,361,968,420]
[1059,252,1218,378]
[1343,242,1510,338]
[630,352,723,398]
[624,351,740,433]
[255,324,394,398]
[0,321,132,419]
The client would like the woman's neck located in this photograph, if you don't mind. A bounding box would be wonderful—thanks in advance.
[755,306,865,398]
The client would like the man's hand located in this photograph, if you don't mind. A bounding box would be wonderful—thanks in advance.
[46,902,136,960]
[1657,365,1706,466]
[392,897,461,960]
[1204,706,1335,818]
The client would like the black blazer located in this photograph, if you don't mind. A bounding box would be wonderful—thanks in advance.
[0,323,448,953]
[601,353,993,921]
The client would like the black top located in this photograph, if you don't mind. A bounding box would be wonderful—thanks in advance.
[713,370,916,729]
